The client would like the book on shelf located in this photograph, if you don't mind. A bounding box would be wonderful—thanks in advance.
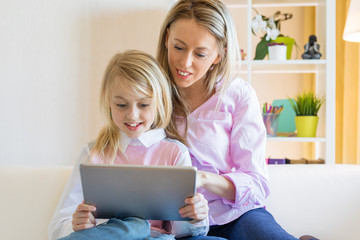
[285,158,325,164]
[267,158,286,164]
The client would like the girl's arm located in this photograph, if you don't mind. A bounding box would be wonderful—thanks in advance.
[48,144,90,240]
[172,193,209,237]
[169,143,209,237]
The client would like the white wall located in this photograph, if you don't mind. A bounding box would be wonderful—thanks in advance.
[0,0,175,165]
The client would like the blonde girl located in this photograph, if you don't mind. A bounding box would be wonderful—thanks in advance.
[48,50,210,240]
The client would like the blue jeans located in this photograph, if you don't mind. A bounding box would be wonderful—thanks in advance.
[58,217,150,240]
[206,208,297,240]
[176,237,226,240]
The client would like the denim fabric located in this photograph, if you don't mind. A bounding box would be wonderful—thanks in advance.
[207,208,298,240]
[58,217,150,240]
[176,236,227,240]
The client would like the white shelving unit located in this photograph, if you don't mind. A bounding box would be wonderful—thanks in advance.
[225,0,335,164]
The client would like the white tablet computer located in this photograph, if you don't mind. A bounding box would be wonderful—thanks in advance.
[79,163,197,221]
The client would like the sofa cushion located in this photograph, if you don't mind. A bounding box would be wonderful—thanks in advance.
[266,164,360,240]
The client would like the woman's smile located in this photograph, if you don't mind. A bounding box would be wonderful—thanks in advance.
[166,18,220,90]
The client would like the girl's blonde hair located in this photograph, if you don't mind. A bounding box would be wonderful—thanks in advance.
[157,0,241,102]
[91,50,186,164]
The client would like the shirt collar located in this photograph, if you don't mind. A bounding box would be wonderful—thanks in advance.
[119,128,166,152]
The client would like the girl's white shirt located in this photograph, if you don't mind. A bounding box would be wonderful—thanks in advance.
[48,129,208,240]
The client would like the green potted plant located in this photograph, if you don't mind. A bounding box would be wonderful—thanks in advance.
[251,9,296,60]
[289,92,325,137]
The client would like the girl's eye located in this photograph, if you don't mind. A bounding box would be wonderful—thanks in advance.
[140,103,150,108]
[116,104,127,108]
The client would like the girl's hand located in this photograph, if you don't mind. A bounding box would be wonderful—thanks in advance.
[179,193,208,223]
[72,202,97,231]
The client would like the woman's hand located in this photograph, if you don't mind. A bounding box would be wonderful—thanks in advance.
[72,202,96,231]
[196,170,236,201]
[179,193,208,223]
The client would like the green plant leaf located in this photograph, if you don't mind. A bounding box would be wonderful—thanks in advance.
[288,92,325,116]
[254,37,269,60]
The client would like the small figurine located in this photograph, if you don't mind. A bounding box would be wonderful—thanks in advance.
[302,35,322,59]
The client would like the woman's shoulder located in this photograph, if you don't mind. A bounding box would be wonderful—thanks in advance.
[219,77,256,102]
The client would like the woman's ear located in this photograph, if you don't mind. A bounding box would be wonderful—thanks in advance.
[213,47,226,65]
[213,54,221,65]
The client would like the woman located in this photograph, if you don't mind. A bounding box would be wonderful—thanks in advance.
[157,0,299,239]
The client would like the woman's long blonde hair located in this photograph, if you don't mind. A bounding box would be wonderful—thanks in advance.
[157,0,241,105]
[91,50,186,164]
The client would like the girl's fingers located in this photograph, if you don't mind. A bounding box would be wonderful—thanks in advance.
[73,222,96,232]
[76,203,96,212]
[72,203,96,231]
[179,193,208,221]
[73,211,95,220]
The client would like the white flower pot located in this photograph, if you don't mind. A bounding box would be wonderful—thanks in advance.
[268,45,287,61]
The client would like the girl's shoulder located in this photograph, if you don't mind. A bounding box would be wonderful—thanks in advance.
[162,137,188,154]
[76,140,96,164]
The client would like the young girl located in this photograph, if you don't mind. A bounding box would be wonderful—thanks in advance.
[156,0,313,239]
[48,50,211,240]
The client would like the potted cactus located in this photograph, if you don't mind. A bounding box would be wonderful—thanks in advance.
[289,92,325,137]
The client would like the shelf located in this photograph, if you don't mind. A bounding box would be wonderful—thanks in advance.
[253,0,321,7]
[250,60,326,73]
[225,0,324,8]
[226,0,335,164]
[267,137,326,142]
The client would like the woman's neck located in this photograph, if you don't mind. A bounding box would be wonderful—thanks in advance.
[181,81,214,112]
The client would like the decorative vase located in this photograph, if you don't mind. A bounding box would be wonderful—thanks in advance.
[271,36,295,59]
[295,116,319,137]
[268,45,287,61]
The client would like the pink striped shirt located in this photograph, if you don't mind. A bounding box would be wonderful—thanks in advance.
[177,77,270,226]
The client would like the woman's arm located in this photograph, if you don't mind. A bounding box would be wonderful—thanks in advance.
[196,170,236,201]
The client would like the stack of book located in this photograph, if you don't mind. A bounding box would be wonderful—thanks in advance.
[266,158,325,165]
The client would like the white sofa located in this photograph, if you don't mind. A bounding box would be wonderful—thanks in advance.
[1,165,360,240]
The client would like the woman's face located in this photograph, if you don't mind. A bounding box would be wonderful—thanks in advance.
[109,82,155,139]
[165,18,221,90]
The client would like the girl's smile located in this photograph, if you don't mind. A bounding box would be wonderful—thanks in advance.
[109,83,154,138]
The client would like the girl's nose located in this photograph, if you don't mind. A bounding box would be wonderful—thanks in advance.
[127,105,139,119]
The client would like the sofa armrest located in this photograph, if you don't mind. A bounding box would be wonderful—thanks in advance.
[0,166,72,240]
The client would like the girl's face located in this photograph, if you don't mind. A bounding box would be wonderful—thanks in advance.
[109,82,155,138]
[165,18,221,90]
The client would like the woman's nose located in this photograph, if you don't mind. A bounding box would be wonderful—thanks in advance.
[181,52,193,68]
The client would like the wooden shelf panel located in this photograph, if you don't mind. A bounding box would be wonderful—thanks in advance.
[247,59,326,73]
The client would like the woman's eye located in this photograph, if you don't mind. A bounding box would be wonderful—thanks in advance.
[174,45,183,51]
[196,53,206,58]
